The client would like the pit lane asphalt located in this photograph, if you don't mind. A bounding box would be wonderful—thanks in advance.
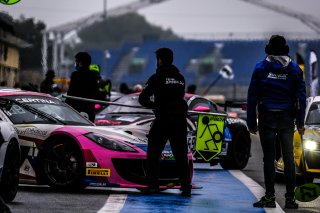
[7,134,320,212]
[96,163,283,213]
[7,163,283,213]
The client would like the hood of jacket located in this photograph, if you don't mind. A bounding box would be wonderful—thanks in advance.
[266,55,291,68]
[156,64,180,75]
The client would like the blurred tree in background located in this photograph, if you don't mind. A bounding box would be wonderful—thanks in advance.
[14,16,46,70]
[1,11,178,70]
[76,13,180,51]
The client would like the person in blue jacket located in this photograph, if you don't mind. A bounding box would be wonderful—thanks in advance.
[247,35,306,209]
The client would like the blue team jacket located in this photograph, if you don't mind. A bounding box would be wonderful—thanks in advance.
[247,56,306,129]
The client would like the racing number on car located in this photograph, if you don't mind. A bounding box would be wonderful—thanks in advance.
[196,114,226,161]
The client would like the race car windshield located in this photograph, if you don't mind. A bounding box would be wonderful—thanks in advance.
[2,96,92,126]
[306,102,320,125]
[100,95,153,114]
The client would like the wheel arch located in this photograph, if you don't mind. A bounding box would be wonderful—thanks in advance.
[35,134,84,184]
[220,122,252,169]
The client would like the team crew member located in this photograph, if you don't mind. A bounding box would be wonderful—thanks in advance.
[139,47,192,196]
[89,64,112,101]
[40,70,55,94]
[66,52,98,122]
[247,35,306,209]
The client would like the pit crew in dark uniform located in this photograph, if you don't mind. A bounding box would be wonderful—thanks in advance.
[247,35,306,209]
[66,52,98,122]
[139,47,192,196]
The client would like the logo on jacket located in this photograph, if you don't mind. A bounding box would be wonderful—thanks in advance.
[267,72,288,80]
[165,78,184,85]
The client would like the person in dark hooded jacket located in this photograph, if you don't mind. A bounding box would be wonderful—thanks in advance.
[139,47,192,196]
[40,70,55,94]
[65,52,98,122]
[247,35,306,209]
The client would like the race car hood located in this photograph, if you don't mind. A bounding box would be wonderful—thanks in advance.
[79,126,148,145]
[304,125,320,140]
[15,124,147,146]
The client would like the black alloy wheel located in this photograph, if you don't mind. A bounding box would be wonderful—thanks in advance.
[40,138,85,190]
[0,140,20,203]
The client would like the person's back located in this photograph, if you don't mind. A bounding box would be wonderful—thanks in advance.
[66,52,98,122]
[253,56,303,109]
[248,35,306,210]
[148,64,187,117]
[40,70,55,94]
[139,47,191,196]
[68,69,97,99]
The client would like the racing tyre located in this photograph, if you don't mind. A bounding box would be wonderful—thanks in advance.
[0,140,20,203]
[39,137,86,190]
[220,126,251,170]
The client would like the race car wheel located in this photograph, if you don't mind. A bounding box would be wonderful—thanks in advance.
[39,137,85,190]
[0,140,20,203]
[220,126,251,170]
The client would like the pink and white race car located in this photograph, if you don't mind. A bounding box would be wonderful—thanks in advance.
[0,89,193,190]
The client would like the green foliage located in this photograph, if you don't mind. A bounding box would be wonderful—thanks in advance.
[10,16,46,70]
[13,15,46,70]
[76,13,180,51]
[0,12,46,70]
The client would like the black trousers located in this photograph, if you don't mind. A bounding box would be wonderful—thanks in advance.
[147,115,191,190]
[258,110,296,198]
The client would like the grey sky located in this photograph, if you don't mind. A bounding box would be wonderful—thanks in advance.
[1,0,320,39]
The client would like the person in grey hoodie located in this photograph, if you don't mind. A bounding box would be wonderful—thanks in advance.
[247,35,306,209]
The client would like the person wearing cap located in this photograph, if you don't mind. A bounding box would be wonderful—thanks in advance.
[139,47,192,196]
[66,52,98,122]
[247,35,306,209]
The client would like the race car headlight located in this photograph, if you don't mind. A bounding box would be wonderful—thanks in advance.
[85,133,137,152]
[304,140,317,151]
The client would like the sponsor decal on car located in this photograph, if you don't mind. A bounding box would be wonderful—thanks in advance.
[86,168,110,177]
[89,182,108,187]
[15,98,60,105]
[20,159,36,177]
[86,162,98,168]
[161,150,175,160]
[15,125,48,137]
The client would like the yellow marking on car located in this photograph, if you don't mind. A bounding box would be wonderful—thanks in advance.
[86,168,110,177]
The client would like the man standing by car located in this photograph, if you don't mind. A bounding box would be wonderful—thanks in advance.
[66,52,98,122]
[247,35,306,209]
[139,47,192,196]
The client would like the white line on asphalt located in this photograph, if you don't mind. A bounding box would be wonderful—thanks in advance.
[229,170,285,213]
[97,194,127,213]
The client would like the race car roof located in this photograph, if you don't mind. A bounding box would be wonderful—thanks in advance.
[0,88,51,97]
